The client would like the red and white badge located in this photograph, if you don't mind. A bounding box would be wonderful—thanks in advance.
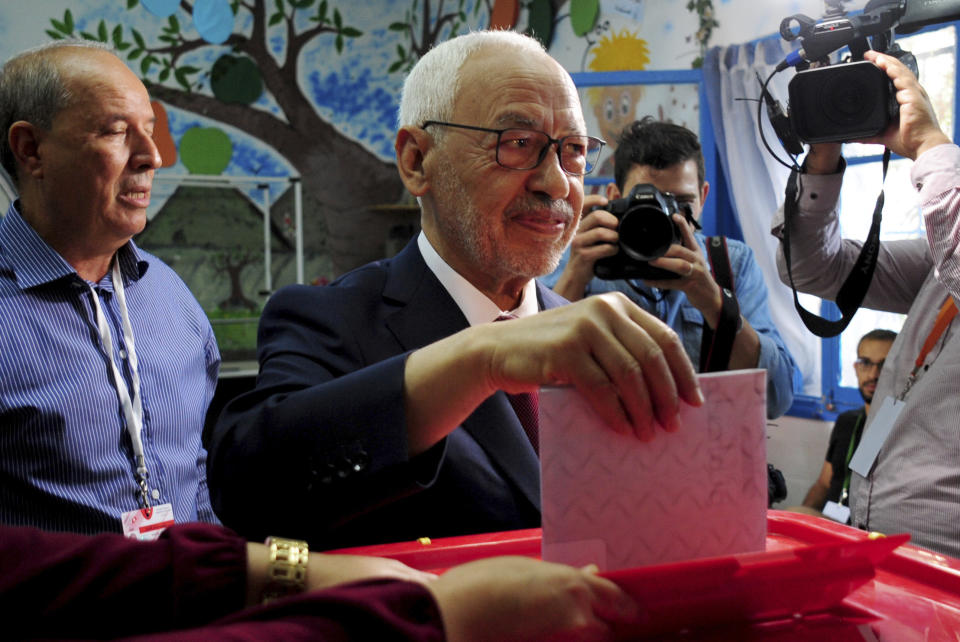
[121,503,175,540]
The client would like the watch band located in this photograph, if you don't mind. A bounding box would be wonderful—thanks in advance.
[261,536,309,604]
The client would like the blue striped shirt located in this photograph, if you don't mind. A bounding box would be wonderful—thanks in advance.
[0,202,220,533]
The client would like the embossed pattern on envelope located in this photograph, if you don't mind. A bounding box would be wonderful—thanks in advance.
[540,370,768,571]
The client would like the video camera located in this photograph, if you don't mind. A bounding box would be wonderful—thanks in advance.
[772,0,960,146]
[593,183,696,282]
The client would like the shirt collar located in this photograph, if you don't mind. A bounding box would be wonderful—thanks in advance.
[1,200,149,291]
[417,231,539,326]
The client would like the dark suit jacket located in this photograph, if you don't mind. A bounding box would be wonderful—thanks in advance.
[207,239,569,549]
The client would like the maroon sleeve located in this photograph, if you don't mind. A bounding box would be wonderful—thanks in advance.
[123,579,446,642]
[0,522,246,640]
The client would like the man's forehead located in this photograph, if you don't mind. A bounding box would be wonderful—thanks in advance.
[858,339,894,356]
[455,49,584,128]
[626,162,699,190]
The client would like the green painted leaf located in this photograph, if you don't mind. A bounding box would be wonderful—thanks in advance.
[45,30,64,40]
[388,60,403,73]
[132,28,146,49]
[269,13,283,25]
[526,0,554,47]
[80,32,97,41]
[180,127,233,175]
[112,24,124,46]
[210,54,264,104]
[169,14,180,32]
[64,9,74,33]
[97,20,108,41]
[289,0,315,8]
[334,8,342,28]
[388,22,406,31]
[128,48,143,60]
[569,0,598,37]
[159,68,170,82]
[127,0,139,9]
[51,19,68,34]
[116,41,131,51]
[335,34,343,53]
[140,55,154,74]
[175,68,191,91]
[340,27,361,37]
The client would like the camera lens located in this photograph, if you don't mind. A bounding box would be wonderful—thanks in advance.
[820,71,875,126]
[789,61,892,143]
[618,206,675,261]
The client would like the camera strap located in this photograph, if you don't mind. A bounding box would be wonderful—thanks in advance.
[700,236,740,372]
[781,148,890,338]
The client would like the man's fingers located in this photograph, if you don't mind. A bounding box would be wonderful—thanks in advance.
[565,353,638,436]
[608,318,679,435]
[621,301,703,409]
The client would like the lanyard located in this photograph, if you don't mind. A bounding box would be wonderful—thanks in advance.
[899,296,958,401]
[839,410,865,505]
[87,260,150,508]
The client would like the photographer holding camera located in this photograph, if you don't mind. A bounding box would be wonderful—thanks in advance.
[544,118,798,419]
[771,48,960,559]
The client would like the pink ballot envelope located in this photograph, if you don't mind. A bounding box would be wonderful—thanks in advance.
[539,369,768,571]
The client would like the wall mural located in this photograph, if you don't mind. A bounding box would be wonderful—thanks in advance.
[4,0,724,359]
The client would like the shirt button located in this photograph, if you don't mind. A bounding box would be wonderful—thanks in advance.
[151,489,160,500]
[119,349,127,359]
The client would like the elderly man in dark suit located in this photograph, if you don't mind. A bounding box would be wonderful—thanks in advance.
[207,30,703,549]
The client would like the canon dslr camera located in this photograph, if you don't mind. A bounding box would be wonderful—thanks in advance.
[593,183,694,281]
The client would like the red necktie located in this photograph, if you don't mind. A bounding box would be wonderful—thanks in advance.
[495,314,539,454]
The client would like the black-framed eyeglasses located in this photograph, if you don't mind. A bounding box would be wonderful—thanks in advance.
[421,120,605,176]
[854,357,885,372]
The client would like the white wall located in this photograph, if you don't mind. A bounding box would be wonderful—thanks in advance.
[767,415,833,508]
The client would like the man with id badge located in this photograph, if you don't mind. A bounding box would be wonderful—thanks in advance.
[772,49,960,558]
[0,41,220,538]
[800,330,896,524]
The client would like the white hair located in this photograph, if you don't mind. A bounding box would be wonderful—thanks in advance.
[397,30,548,133]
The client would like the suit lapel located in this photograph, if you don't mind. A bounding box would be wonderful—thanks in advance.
[382,239,541,511]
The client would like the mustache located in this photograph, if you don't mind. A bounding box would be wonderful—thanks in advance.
[506,195,575,223]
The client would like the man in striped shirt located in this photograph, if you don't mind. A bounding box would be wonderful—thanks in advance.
[0,41,220,534]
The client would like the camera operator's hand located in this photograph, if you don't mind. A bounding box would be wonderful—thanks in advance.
[862,50,951,160]
[551,193,620,301]
[643,215,762,370]
[644,213,723,325]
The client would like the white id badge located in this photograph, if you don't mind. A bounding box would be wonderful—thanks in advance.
[822,500,850,524]
[848,397,905,477]
[121,503,175,540]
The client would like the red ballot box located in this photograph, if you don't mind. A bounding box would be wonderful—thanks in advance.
[327,510,960,640]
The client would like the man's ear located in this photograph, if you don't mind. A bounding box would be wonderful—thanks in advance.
[395,126,433,198]
[605,182,622,201]
[7,121,43,179]
[700,181,710,209]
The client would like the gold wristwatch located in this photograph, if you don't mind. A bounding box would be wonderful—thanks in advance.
[261,536,309,604]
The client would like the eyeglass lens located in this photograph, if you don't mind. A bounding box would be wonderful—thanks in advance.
[497,129,602,174]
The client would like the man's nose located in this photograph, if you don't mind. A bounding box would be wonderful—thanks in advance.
[133,130,162,171]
